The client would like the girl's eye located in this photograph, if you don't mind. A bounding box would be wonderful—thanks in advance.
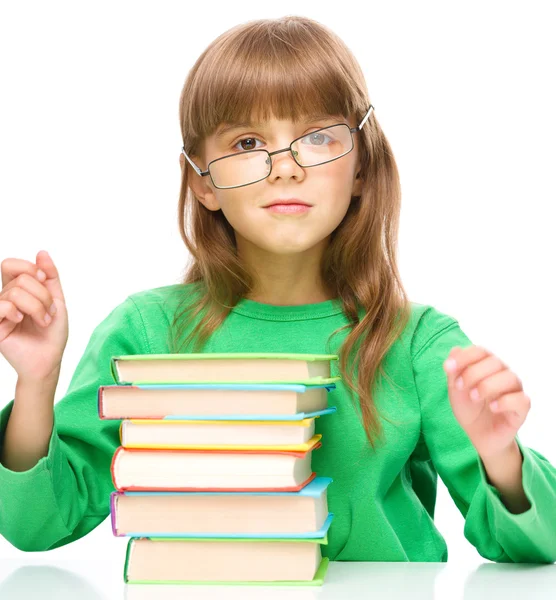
[300,131,333,146]
[232,137,263,152]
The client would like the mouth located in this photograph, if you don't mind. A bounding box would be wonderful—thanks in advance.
[262,198,313,208]
[264,204,312,215]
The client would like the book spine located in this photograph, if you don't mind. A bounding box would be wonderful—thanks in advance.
[97,386,102,418]
[123,537,133,583]
[110,446,122,490]
[110,492,122,537]
[110,357,118,383]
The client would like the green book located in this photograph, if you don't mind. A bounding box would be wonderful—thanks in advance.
[111,352,340,385]
[124,534,330,586]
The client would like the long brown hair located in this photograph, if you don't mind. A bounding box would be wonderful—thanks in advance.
[170,15,412,449]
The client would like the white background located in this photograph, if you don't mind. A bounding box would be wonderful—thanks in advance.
[1,0,555,583]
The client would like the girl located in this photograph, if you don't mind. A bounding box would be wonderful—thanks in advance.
[0,15,555,563]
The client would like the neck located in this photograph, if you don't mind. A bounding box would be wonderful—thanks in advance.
[237,236,336,306]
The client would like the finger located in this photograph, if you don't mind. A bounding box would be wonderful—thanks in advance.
[0,299,24,325]
[1,273,56,320]
[36,250,65,304]
[1,285,54,327]
[454,354,507,393]
[476,369,523,404]
[444,345,489,393]
[489,391,531,420]
[1,257,47,289]
[444,345,491,377]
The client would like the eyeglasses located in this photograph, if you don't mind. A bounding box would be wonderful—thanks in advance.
[181,104,374,190]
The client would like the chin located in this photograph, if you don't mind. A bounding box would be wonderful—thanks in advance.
[265,237,326,254]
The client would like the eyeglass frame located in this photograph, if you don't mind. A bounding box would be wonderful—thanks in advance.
[181,103,374,190]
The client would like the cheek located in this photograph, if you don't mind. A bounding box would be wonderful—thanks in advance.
[311,162,356,213]
[217,193,261,238]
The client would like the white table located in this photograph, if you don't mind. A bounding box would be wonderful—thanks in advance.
[1,557,555,599]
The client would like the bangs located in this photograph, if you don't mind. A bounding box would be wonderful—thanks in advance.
[186,22,362,142]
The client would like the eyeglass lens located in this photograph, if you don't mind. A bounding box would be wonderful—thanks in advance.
[208,124,353,189]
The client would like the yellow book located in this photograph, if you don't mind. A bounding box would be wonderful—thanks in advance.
[119,417,322,451]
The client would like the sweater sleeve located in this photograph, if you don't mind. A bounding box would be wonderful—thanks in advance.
[411,306,556,564]
[0,295,150,552]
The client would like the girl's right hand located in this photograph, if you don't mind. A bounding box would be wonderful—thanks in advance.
[0,250,69,383]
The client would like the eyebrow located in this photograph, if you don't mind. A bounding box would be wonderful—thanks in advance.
[214,114,346,140]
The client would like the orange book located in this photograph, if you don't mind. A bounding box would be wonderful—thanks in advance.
[111,438,322,492]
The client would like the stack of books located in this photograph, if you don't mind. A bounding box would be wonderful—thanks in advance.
[98,352,339,586]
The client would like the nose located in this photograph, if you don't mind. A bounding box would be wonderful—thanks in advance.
[266,147,304,182]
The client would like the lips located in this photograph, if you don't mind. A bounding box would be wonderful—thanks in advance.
[263,199,313,207]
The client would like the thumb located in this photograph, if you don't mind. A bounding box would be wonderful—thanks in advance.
[36,250,66,305]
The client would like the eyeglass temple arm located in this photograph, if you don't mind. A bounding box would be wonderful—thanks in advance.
[356,104,374,131]
[181,147,210,177]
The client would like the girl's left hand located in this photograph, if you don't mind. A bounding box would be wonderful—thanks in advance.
[443,345,531,460]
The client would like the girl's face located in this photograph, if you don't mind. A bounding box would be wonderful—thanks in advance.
[182,115,363,257]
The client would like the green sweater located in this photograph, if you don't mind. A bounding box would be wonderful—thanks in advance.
[1,284,555,562]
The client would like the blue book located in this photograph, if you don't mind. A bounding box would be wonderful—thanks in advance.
[111,476,333,538]
[99,382,337,421]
